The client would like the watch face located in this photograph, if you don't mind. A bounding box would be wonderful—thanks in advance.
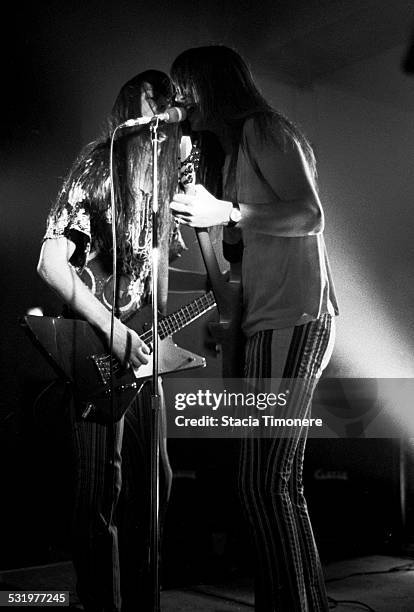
[230,206,242,223]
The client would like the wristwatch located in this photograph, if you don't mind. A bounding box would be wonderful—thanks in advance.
[228,201,242,227]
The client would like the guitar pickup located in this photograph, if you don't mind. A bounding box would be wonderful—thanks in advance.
[89,354,113,385]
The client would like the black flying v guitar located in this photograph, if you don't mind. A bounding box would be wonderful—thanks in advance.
[22,292,215,424]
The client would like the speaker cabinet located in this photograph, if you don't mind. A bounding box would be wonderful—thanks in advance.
[304,438,403,558]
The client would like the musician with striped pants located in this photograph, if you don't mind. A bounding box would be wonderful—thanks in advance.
[170,45,339,612]
[37,71,184,611]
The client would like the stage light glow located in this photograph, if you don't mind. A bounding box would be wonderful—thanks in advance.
[331,253,414,378]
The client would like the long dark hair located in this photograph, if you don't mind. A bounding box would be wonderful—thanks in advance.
[105,70,175,136]
[171,45,317,189]
[50,70,179,274]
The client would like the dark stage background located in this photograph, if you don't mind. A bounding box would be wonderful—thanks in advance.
[1,0,414,582]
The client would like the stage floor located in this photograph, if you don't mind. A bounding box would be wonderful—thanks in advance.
[1,555,413,611]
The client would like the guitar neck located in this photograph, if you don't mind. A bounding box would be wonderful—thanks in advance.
[102,292,216,365]
[158,291,216,339]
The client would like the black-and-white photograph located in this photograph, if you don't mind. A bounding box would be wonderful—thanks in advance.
[2,1,414,610]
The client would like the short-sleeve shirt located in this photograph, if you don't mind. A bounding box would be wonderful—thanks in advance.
[44,141,185,320]
[228,118,339,336]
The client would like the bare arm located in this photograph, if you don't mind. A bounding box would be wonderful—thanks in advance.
[37,237,150,368]
[170,188,322,237]
[170,121,323,237]
[238,194,323,237]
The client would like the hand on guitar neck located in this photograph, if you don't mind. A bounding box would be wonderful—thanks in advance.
[171,185,233,228]
[175,136,245,378]
[172,135,233,228]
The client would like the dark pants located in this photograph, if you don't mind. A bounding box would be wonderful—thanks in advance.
[69,381,172,612]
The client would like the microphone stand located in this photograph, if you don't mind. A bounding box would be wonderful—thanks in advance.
[149,117,161,612]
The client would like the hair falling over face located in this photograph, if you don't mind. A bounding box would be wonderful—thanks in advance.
[49,71,180,276]
[171,45,317,184]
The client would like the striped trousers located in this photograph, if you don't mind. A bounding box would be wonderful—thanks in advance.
[239,314,335,612]
[69,381,172,612]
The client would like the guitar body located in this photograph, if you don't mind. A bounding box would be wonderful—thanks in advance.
[22,305,206,424]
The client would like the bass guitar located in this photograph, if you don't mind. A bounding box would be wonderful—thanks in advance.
[180,137,244,378]
[22,291,215,423]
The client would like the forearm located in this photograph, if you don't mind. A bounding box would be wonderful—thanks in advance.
[237,196,324,237]
[170,185,324,237]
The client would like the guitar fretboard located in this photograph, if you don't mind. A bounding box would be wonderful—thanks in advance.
[103,291,216,370]
[159,291,216,339]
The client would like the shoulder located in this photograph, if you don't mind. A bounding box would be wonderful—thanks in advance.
[241,112,297,157]
[64,139,110,208]
[241,112,317,181]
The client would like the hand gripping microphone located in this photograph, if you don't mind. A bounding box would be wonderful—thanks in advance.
[118,106,187,129]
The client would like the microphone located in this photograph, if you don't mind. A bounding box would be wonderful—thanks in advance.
[118,107,187,129]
